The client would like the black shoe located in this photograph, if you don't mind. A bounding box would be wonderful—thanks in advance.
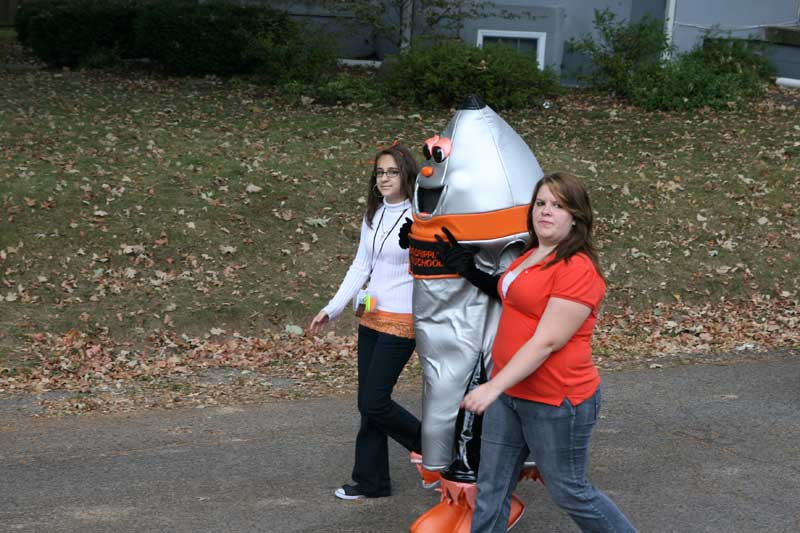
[334,483,367,500]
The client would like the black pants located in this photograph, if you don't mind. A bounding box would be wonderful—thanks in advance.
[351,325,422,496]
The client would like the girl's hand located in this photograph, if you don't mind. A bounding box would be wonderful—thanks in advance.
[308,310,330,335]
[460,381,501,415]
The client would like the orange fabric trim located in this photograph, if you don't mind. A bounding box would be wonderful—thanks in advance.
[409,205,529,243]
[407,271,459,280]
[359,310,415,339]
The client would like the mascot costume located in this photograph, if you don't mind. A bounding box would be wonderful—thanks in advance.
[402,96,544,531]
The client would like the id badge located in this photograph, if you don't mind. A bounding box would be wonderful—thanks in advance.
[353,290,376,317]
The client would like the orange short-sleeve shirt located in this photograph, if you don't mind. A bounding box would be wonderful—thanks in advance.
[491,250,606,406]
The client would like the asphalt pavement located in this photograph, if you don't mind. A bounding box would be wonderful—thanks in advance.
[1,354,799,532]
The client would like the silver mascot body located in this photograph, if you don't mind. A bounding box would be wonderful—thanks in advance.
[408,96,543,471]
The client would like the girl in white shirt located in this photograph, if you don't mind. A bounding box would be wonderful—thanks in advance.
[309,144,420,500]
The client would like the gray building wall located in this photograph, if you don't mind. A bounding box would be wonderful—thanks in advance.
[275,0,668,68]
[269,0,382,60]
[767,42,800,77]
[275,1,800,78]
[460,0,665,80]
[631,0,666,22]
[668,0,800,78]
[669,0,799,52]
[460,1,634,76]
[447,0,666,75]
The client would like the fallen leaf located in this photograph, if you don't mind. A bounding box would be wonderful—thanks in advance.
[305,217,330,228]
[285,324,303,335]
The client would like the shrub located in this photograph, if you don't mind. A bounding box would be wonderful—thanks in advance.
[630,39,774,111]
[20,0,139,67]
[15,0,60,46]
[282,71,385,106]
[135,0,336,79]
[568,9,669,100]
[695,37,775,80]
[136,0,274,76]
[570,9,775,110]
[383,40,561,109]
[248,29,337,85]
[18,0,336,78]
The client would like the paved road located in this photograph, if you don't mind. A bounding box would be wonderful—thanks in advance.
[1,355,799,532]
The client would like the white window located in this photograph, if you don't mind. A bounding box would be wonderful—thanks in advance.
[476,29,547,70]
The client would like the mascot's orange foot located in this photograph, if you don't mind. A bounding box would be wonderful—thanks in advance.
[409,478,524,532]
[409,453,441,489]
[420,468,442,489]
[519,463,544,485]
[507,493,525,530]
[410,499,472,533]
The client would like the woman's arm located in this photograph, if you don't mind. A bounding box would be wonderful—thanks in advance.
[309,218,372,332]
[308,310,330,335]
[461,297,591,414]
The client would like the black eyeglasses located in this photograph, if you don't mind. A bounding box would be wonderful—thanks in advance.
[375,168,401,178]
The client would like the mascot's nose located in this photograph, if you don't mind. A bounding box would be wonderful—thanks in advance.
[421,166,434,177]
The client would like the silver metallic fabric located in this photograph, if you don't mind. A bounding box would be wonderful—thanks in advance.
[411,97,543,470]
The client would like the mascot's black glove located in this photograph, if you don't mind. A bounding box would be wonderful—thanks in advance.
[434,227,479,274]
[398,217,413,250]
[434,227,501,299]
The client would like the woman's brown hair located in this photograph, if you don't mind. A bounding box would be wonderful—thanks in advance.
[364,144,419,227]
[525,172,602,276]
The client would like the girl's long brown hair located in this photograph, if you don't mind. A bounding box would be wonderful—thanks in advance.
[364,144,419,228]
[525,172,602,276]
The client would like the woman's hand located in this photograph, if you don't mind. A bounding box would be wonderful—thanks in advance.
[308,310,330,335]
[461,381,502,415]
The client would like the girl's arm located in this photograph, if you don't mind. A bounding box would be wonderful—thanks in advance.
[308,218,372,332]
[461,297,591,414]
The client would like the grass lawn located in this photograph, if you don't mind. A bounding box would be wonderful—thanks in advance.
[1,32,798,413]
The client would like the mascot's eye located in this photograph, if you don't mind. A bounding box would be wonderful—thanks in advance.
[422,135,451,163]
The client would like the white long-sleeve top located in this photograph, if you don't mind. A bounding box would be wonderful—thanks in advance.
[323,198,413,320]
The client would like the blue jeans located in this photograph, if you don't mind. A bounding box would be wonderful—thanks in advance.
[351,326,421,496]
[471,389,636,533]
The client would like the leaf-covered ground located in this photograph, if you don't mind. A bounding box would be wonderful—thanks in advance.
[1,33,798,415]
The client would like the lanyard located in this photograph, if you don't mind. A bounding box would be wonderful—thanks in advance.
[367,206,408,284]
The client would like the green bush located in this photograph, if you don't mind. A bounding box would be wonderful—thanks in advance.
[15,0,60,46]
[20,0,139,67]
[282,72,385,106]
[136,0,276,76]
[383,40,561,109]
[568,9,669,100]
[134,0,336,79]
[630,39,774,111]
[248,29,337,85]
[695,37,775,80]
[17,0,336,79]
[570,9,775,110]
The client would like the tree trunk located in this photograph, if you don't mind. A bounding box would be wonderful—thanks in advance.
[400,0,413,51]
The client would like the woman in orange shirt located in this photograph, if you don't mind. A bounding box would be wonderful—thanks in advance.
[438,172,635,532]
